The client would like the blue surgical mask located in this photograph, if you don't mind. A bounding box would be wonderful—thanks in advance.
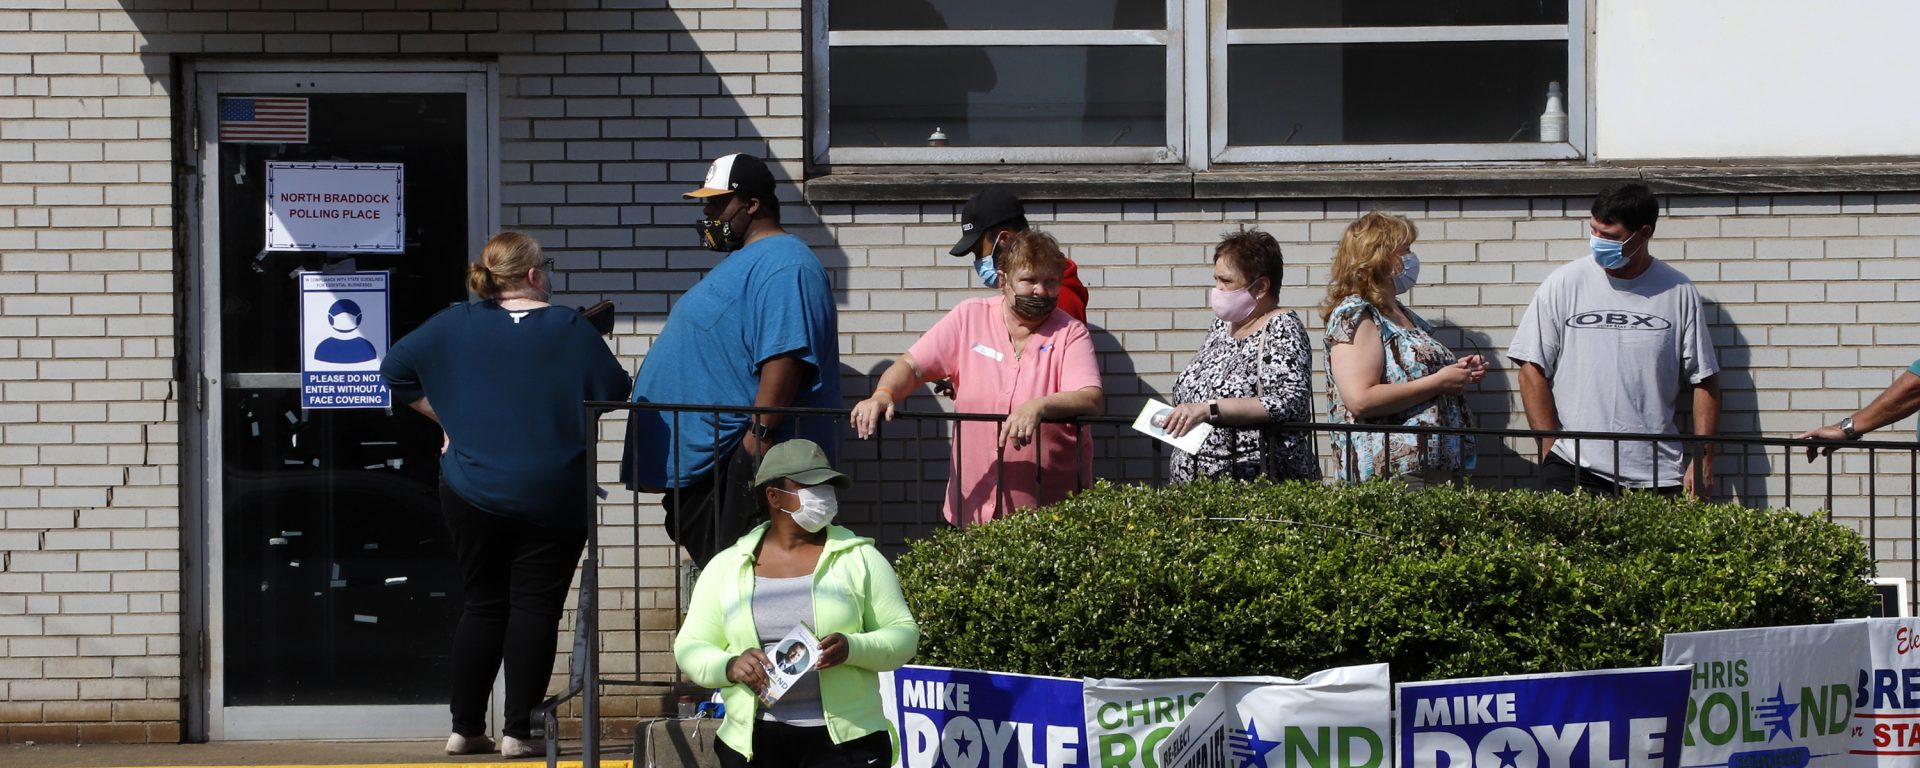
[1392,252,1421,295]
[1589,230,1639,270]
[974,235,1003,288]
[974,255,1000,288]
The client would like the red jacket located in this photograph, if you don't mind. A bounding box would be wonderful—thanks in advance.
[1058,259,1090,322]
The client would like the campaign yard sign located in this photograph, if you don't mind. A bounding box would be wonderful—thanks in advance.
[1155,682,1236,768]
[887,665,1087,768]
[1396,667,1691,768]
[1087,663,1393,768]
[1847,618,1920,767]
[1663,623,1868,768]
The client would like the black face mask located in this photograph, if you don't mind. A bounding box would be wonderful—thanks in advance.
[696,199,750,252]
[696,218,743,252]
[1011,294,1057,320]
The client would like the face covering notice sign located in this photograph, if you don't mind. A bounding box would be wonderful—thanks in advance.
[300,271,391,409]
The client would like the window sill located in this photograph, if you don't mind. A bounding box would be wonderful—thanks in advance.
[801,160,1920,203]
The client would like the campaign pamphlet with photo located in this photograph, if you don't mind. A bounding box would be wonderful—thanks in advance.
[1131,398,1213,454]
[759,623,821,707]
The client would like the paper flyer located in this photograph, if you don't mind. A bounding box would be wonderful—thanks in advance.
[759,623,821,707]
[1131,398,1214,454]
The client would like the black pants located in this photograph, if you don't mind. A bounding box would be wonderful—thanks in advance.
[441,484,586,740]
[716,720,891,768]
[1539,454,1682,497]
[664,447,760,568]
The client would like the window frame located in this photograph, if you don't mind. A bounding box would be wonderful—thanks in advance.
[1205,0,1589,164]
[809,0,1588,170]
[808,0,1189,166]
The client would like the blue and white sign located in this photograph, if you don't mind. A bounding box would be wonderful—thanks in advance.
[299,271,390,409]
[1398,666,1691,768]
[885,665,1087,768]
[1843,618,1920,767]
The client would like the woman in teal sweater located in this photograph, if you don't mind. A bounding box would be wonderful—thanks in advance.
[674,439,920,767]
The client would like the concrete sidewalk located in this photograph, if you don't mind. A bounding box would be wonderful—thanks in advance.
[0,739,638,768]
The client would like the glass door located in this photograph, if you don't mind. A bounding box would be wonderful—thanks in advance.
[191,65,495,740]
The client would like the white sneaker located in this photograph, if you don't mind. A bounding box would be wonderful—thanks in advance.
[445,732,496,755]
[501,734,544,759]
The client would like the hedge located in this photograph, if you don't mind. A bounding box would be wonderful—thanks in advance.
[893,479,1875,682]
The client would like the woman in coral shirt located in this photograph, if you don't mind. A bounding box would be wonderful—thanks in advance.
[851,230,1103,526]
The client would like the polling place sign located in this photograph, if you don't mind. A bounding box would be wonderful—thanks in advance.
[265,161,405,252]
[1663,623,1867,768]
[1088,663,1392,768]
[885,665,1086,768]
[1396,666,1690,768]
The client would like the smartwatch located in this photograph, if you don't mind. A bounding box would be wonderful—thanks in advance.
[1208,400,1221,422]
[1839,416,1861,441]
[750,421,774,441]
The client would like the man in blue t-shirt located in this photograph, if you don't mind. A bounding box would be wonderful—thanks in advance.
[621,153,841,566]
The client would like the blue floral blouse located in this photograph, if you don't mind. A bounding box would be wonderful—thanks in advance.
[1323,295,1476,482]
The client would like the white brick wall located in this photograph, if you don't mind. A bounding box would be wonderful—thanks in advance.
[5,0,1920,744]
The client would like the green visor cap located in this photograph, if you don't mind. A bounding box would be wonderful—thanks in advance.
[751,438,852,490]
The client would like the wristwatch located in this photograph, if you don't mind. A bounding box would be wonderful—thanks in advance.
[750,421,774,441]
[1839,416,1861,441]
[1208,400,1221,422]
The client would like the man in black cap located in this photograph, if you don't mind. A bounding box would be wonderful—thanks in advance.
[621,152,842,566]
[950,188,1088,322]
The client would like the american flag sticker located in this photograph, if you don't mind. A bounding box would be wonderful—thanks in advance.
[219,97,309,144]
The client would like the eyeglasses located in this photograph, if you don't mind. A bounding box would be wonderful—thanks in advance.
[538,258,556,271]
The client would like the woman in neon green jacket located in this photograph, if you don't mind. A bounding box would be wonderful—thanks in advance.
[674,439,920,767]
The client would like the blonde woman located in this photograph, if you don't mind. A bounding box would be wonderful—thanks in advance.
[382,231,631,757]
[1321,212,1486,484]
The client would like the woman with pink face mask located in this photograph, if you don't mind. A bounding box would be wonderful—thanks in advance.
[1160,229,1321,483]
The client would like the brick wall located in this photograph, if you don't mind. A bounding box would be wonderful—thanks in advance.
[3,0,1919,743]
[1,0,184,746]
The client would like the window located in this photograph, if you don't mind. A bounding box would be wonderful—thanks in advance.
[813,0,1182,164]
[810,0,1583,168]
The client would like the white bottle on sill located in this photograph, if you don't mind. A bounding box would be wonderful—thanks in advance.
[1539,81,1568,143]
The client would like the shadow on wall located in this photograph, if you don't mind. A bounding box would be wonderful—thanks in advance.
[122,0,839,310]
[1698,296,1768,508]
[1431,319,1539,489]
[121,0,825,739]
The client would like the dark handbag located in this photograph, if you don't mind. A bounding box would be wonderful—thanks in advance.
[579,300,616,336]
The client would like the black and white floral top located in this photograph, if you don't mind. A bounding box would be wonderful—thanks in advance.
[1169,311,1322,483]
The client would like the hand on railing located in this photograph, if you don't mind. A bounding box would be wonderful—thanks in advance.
[1795,423,1851,462]
[851,392,897,439]
[1000,398,1044,449]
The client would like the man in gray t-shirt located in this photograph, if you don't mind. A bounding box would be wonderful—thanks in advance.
[1507,182,1722,495]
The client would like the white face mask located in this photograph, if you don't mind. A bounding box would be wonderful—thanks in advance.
[329,313,359,332]
[773,485,839,532]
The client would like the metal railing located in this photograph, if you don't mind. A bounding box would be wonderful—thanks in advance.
[548,401,1920,766]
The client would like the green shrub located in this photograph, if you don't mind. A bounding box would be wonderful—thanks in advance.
[893,479,1875,682]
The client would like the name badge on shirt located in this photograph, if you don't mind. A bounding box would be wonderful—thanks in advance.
[972,343,1004,362]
